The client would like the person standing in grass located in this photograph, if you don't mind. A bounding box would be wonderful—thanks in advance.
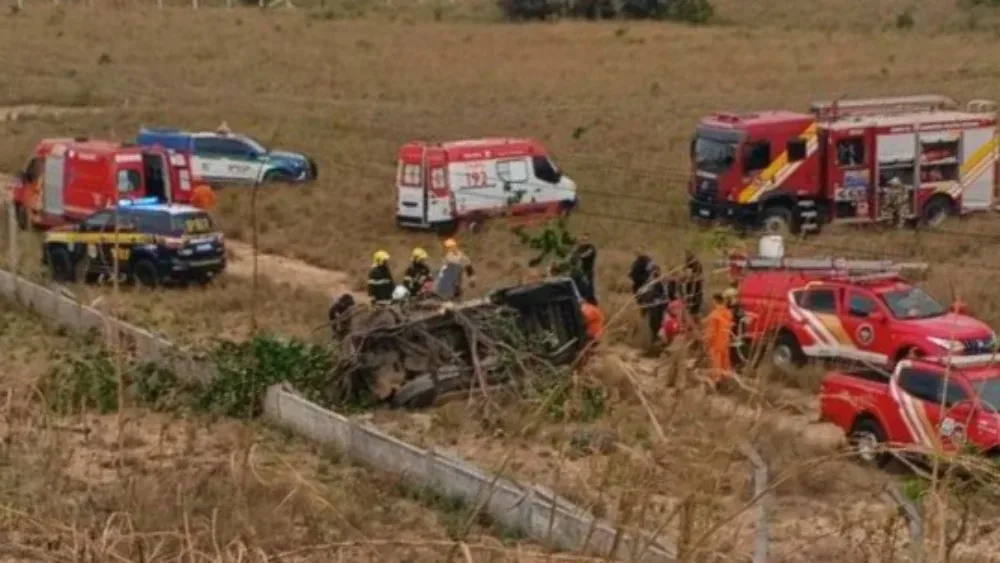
[190,183,216,211]
[571,232,598,305]
[367,250,395,305]
[703,292,734,387]
[442,238,475,299]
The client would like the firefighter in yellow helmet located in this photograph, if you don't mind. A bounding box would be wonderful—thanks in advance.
[403,247,432,298]
[367,250,395,304]
[442,237,475,299]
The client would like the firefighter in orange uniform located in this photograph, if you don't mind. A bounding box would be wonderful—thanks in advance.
[190,183,216,211]
[703,293,734,385]
[580,298,605,342]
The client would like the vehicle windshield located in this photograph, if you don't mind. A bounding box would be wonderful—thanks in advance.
[131,211,215,236]
[692,131,737,174]
[880,286,947,320]
[240,135,268,155]
[971,377,1000,412]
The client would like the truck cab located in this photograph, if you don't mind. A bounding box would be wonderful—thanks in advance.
[136,127,317,185]
[820,355,1000,467]
[10,138,195,230]
[730,256,994,370]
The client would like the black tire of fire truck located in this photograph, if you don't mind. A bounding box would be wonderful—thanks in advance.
[920,195,954,229]
[133,259,161,288]
[14,203,29,231]
[770,330,806,373]
[45,247,76,283]
[848,416,891,468]
[760,205,797,236]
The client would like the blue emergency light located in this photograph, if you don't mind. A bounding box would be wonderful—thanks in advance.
[117,197,160,207]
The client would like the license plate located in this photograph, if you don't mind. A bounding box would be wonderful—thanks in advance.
[190,258,221,267]
[196,243,213,252]
[698,209,710,217]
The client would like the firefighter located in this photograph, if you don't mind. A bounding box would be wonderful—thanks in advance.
[723,286,746,367]
[659,298,691,389]
[628,252,653,299]
[638,264,667,349]
[572,232,598,305]
[217,121,232,135]
[367,250,395,304]
[681,250,704,318]
[403,247,432,297]
[443,238,475,299]
[703,293,734,387]
[884,177,908,227]
[328,293,356,341]
[190,183,216,211]
[580,298,605,342]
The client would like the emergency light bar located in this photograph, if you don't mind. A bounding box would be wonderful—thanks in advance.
[720,256,929,274]
[117,197,160,207]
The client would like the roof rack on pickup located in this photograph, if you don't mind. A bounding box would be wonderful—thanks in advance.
[721,256,929,274]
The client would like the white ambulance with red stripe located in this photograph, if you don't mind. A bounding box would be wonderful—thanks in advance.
[821,354,1000,467]
[394,138,578,234]
[729,255,995,371]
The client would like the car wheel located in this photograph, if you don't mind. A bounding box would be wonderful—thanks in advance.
[921,196,953,228]
[771,331,806,372]
[263,169,294,183]
[46,247,76,283]
[391,375,438,409]
[761,205,795,235]
[133,259,160,288]
[849,417,890,467]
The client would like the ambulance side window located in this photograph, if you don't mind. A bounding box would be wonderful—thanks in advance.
[743,141,770,173]
[532,156,561,184]
[836,138,865,167]
[497,159,529,183]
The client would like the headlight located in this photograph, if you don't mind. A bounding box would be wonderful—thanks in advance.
[927,336,965,353]
[178,248,193,257]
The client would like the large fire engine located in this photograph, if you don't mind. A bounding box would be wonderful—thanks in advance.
[728,255,995,370]
[689,95,1000,233]
[395,138,578,234]
[9,138,197,230]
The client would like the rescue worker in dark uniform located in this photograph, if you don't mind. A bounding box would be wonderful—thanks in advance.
[638,264,667,349]
[682,250,704,317]
[571,232,598,305]
[402,247,432,298]
[328,294,356,341]
[628,252,653,300]
[367,250,395,304]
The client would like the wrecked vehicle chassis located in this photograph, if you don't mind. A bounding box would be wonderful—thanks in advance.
[332,277,588,409]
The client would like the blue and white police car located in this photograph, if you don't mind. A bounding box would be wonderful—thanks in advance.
[136,126,317,186]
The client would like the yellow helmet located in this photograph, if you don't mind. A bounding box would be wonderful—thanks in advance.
[411,247,428,262]
[373,250,390,265]
[443,238,458,250]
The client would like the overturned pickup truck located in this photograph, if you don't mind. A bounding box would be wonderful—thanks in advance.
[329,277,589,409]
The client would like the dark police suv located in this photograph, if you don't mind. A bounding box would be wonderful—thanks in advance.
[42,198,226,287]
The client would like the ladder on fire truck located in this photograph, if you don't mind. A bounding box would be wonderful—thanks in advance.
[722,256,930,279]
[810,95,958,121]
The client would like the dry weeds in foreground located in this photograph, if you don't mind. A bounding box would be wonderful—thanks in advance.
[0,302,560,561]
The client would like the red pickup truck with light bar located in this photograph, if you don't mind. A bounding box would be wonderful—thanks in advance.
[820,354,1000,467]
[728,255,996,370]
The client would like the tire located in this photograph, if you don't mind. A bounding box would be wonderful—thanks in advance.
[849,417,890,467]
[263,169,294,183]
[921,196,953,228]
[133,259,161,288]
[14,203,29,231]
[760,205,796,235]
[46,247,75,283]
[771,330,806,372]
[391,375,438,409]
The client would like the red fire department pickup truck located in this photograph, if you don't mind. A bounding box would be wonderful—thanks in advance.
[730,256,996,371]
[820,354,1000,466]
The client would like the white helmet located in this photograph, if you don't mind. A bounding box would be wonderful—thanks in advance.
[392,285,409,301]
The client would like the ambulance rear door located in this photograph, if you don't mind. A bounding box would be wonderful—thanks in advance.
[396,144,429,227]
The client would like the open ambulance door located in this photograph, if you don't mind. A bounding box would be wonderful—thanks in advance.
[396,144,430,228]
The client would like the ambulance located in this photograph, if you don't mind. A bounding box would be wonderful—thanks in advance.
[9,138,197,230]
[394,138,578,233]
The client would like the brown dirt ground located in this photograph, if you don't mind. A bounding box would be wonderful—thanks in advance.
[0,300,560,562]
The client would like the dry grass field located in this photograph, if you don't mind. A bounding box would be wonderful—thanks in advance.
[0,300,562,561]
[5,1,1000,559]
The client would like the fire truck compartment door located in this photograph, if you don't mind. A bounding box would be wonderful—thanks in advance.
[960,127,996,211]
[42,156,65,215]
[876,133,915,167]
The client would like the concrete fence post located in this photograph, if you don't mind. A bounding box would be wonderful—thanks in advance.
[740,443,770,563]
[885,483,924,563]
[518,486,535,537]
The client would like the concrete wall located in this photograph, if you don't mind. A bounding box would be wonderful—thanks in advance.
[0,267,676,561]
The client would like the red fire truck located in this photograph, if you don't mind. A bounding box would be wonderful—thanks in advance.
[689,95,1000,233]
[729,255,995,370]
[820,354,1000,467]
[9,138,197,230]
